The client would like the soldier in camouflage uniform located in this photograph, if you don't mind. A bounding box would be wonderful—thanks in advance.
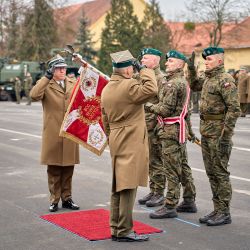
[137,48,165,207]
[187,47,241,226]
[145,50,197,219]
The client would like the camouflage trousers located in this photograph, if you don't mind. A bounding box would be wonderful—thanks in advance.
[201,136,232,213]
[148,130,165,195]
[160,139,196,208]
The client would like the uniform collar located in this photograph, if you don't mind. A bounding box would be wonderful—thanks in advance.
[165,68,184,80]
[205,64,225,77]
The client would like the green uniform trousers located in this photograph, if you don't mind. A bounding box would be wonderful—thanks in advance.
[181,145,196,202]
[160,139,196,208]
[148,130,165,195]
[24,88,31,104]
[15,89,21,104]
[201,136,232,213]
[47,165,74,204]
[110,188,137,237]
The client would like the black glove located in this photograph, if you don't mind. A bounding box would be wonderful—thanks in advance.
[132,60,146,72]
[217,137,231,155]
[45,68,53,80]
[187,51,195,70]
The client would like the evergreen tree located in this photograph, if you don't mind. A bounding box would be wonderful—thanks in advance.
[98,0,143,75]
[141,0,171,66]
[19,0,57,61]
[74,10,96,65]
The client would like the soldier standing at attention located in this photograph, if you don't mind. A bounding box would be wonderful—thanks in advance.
[101,50,157,242]
[24,72,33,105]
[15,76,22,104]
[145,50,197,219]
[137,48,165,208]
[30,55,80,212]
[187,47,241,226]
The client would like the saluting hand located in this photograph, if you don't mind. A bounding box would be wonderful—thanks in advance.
[187,51,195,70]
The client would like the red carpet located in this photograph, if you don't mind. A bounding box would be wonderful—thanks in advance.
[40,208,162,241]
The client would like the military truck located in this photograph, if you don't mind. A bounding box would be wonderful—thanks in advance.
[0,49,81,101]
[0,60,44,101]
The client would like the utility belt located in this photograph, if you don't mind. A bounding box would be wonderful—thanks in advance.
[200,113,225,121]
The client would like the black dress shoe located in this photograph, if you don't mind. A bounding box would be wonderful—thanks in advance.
[117,232,149,242]
[62,199,80,210]
[49,203,58,212]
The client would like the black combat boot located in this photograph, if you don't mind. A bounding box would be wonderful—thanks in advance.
[149,206,178,219]
[206,212,232,226]
[199,211,217,224]
[138,192,154,205]
[176,200,197,213]
[145,193,164,207]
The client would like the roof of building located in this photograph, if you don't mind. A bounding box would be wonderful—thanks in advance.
[168,17,250,55]
[54,0,111,46]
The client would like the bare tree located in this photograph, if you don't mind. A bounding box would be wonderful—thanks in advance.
[0,0,8,56]
[186,0,250,46]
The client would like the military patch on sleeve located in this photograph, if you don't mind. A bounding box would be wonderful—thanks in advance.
[224,82,231,88]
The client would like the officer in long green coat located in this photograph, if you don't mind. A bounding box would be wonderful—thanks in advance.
[145,50,197,219]
[101,50,158,242]
[137,48,165,207]
[188,47,241,226]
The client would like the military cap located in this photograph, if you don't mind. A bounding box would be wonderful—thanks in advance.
[166,50,187,62]
[141,48,162,57]
[48,54,67,68]
[110,50,134,68]
[202,47,224,59]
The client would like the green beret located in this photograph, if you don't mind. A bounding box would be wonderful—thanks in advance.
[166,50,187,62]
[202,47,224,59]
[141,48,162,57]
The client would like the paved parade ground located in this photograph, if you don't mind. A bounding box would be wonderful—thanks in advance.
[0,101,250,250]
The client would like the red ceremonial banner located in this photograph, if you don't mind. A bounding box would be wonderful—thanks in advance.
[60,65,109,156]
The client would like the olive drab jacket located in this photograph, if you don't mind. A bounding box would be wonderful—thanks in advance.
[101,68,158,192]
[24,76,33,90]
[189,65,241,139]
[30,76,79,166]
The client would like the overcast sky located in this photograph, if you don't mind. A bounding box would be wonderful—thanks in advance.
[67,0,188,20]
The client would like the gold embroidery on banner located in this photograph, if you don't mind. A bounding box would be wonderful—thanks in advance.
[78,96,101,125]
